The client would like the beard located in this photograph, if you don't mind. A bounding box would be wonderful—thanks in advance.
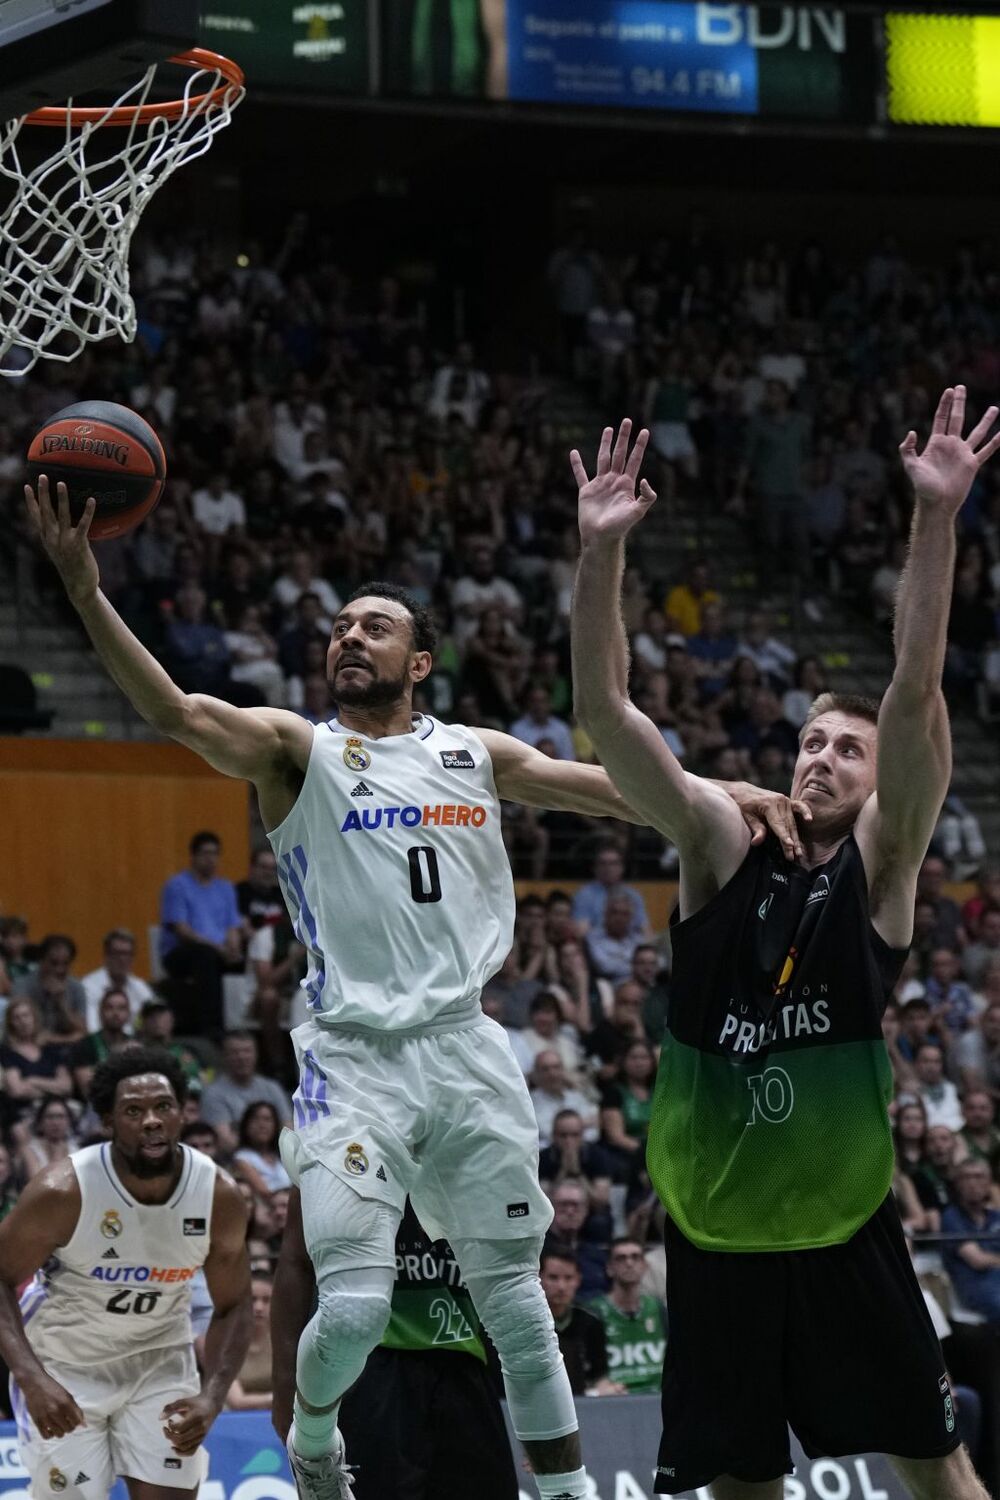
[332,661,411,710]
[117,1141,181,1179]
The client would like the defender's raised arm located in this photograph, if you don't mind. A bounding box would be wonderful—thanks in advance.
[856,385,1000,946]
[569,419,752,909]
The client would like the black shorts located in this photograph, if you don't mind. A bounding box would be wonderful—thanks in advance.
[655,1194,961,1494]
[339,1346,518,1500]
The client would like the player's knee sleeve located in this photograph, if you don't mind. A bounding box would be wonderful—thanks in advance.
[472,1271,577,1441]
[296,1259,395,1408]
[454,1238,578,1443]
[472,1269,562,1378]
[313,1286,393,1359]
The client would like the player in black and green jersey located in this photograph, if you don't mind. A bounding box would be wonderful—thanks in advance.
[589,1238,667,1395]
[571,391,1000,1500]
[272,1191,517,1500]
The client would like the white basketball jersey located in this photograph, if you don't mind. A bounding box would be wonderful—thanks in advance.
[268,716,515,1031]
[21,1143,215,1368]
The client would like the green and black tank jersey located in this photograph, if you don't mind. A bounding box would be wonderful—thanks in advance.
[381,1201,486,1362]
[646,834,907,1253]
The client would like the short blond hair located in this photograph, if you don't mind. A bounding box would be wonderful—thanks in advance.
[799,691,881,743]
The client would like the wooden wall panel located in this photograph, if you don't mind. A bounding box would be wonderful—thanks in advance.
[0,741,250,976]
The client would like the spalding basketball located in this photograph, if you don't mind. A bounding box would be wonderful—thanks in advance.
[26,400,166,541]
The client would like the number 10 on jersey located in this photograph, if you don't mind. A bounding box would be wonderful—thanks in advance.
[746,1066,794,1125]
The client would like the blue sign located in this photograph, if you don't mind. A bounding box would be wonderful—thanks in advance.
[505,0,759,114]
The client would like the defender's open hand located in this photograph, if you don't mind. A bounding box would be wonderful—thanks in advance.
[571,418,657,546]
[899,386,999,517]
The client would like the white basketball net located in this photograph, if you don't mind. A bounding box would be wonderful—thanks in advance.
[0,56,245,377]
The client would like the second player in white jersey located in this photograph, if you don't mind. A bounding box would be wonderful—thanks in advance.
[268,715,514,1032]
[20,1140,215,1368]
[0,1049,252,1500]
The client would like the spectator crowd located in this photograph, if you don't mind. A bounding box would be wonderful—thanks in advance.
[551,220,1000,721]
[4,216,998,877]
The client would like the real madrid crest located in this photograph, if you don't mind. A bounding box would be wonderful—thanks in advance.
[344,1141,369,1176]
[343,736,371,772]
[100,1209,123,1240]
[49,1472,67,1492]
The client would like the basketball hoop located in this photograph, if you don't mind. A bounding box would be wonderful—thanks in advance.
[0,49,245,377]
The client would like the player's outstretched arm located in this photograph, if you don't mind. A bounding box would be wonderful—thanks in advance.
[24,477,311,784]
[857,387,1000,943]
[0,1163,86,1438]
[478,729,809,862]
[162,1173,253,1455]
[569,420,750,884]
[270,1187,315,1444]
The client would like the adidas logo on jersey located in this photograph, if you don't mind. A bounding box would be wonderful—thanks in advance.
[375,1165,387,1182]
[74,1474,89,1485]
[101,1248,119,1259]
[351,781,373,797]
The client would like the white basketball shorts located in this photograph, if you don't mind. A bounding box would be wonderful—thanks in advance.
[282,1012,554,1246]
[11,1345,206,1499]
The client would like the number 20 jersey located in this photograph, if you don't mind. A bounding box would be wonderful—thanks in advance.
[20,1143,215,1367]
[267,716,515,1032]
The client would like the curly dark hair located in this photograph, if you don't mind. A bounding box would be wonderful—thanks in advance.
[89,1046,188,1119]
[347,581,438,655]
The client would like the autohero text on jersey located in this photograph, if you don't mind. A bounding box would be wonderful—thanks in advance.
[340,802,488,833]
[89,1264,197,1282]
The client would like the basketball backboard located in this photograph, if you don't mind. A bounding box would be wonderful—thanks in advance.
[0,0,198,120]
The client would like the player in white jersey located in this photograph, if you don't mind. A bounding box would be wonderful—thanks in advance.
[0,1047,252,1500]
[26,476,802,1500]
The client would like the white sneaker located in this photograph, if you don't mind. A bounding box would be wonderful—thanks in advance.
[286,1439,355,1500]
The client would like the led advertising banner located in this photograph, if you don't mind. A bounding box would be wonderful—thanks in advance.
[199,1,369,93]
[383,1,876,123]
[0,1410,913,1500]
[886,12,1000,126]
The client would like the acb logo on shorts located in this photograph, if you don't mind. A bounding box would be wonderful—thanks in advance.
[49,1470,67,1492]
[344,1142,369,1176]
[100,1209,123,1239]
[343,737,371,772]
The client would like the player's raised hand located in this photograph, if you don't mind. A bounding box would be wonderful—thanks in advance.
[571,418,657,547]
[899,385,1000,517]
[24,475,99,606]
[22,1371,86,1438]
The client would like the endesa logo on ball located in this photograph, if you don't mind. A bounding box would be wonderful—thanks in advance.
[340,803,487,833]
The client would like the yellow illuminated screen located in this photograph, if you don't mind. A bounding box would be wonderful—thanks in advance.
[886,13,1000,126]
